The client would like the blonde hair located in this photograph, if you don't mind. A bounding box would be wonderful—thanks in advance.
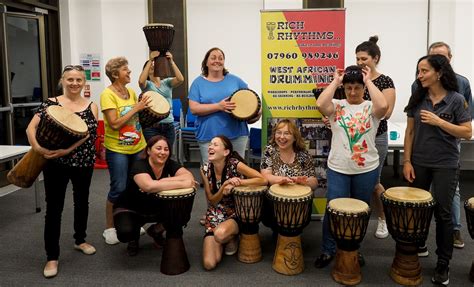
[269,119,306,152]
[105,57,128,83]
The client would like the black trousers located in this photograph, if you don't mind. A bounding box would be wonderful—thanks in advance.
[114,209,161,243]
[411,163,459,263]
[43,161,94,261]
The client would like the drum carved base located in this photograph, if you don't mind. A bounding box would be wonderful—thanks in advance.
[272,234,304,275]
[238,233,262,263]
[390,243,422,286]
[160,236,190,275]
[331,249,361,286]
[7,150,47,188]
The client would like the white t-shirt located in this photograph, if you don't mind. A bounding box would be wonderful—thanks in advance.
[328,99,380,174]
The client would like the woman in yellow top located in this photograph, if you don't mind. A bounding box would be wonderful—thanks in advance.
[100,56,150,245]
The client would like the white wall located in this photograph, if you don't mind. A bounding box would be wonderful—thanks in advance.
[59,0,148,119]
[345,0,428,123]
[60,0,472,124]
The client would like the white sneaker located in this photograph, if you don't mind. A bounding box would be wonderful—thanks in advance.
[103,228,120,245]
[375,217,389,239]
[140,227,146,236]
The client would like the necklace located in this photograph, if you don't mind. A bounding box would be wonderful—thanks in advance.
[111,84,129,99]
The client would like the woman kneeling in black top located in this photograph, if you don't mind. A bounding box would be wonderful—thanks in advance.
[113,135,196,255]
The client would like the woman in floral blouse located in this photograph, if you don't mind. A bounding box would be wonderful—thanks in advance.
[260,119,318,234]
[201,135,267,270]
[314,65,388,268]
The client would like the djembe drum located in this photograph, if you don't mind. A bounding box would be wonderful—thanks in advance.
[233,185,267,263]
[464,197,474,282]
[327,198,371,286]
[7,105,88,188]
[228,89,261,121]
[268,184,312,275]
[138,91,171,129]
[156,187,196,275]
[142,23,175,78]
[382,187,435,286]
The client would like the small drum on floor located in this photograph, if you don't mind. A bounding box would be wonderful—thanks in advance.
[228,89,261,121]
[156,187,196,275]
[327,198,370,286]
[138,91,171,129]
[7,105,88,188]
[268,183,312,275]
[464,197,474,282]
[233,185,267,263]
[382,187,435,286]
[142,23,175,78]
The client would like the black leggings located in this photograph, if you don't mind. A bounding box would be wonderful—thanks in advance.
[113,209,160,242]
[43,161,93,261]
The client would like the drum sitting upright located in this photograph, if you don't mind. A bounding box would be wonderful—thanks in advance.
[268,184,312,275]
[228,89,261,121]
[156,187,196,275]
[382,187,435,286]
[138,91,171,129]
[464,197,474,282]
[7,105,88,188]
[142,23,175,78]
[233,185,267,263]
[327,198,370,286]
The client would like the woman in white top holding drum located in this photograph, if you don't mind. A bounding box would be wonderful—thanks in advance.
[138,50,184,144]
[314,65,387,268]
[26,65,99,278]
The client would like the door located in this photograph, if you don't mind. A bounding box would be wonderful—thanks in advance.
[0,11,49,185]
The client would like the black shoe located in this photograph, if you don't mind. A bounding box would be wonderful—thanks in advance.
[127,240,139,256]
[146,224,165,247]
[358,252,365,267]
[431,261,449,286]
[314,253,334,268]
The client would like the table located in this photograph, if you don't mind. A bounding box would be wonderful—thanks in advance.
[387,120,474,176]
[387,121,406,178]
[0,145,41,212]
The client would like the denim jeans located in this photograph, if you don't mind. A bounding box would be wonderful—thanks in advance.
[198,136,248,165]
[105,149,142,203]
[43,161,94,260]
[321,168,378,256]
[452,185,461,230]
[412,164,459,263]
[142,122,175,148]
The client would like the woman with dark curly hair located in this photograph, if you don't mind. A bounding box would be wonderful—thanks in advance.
[403,54,472,285]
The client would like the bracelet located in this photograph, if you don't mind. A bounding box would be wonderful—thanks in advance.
[403,159,411,164]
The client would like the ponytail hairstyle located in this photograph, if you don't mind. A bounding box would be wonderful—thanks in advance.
[209,135,246,195]
[355,35,381,64]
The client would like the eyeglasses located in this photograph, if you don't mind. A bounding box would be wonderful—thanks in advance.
[344,69,361,75]
[62,65,84,73]
[275,131,292,137]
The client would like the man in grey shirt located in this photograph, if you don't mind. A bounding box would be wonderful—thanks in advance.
[412,41,473,251]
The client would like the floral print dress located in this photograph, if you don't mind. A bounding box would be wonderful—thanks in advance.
[202,158,241,235]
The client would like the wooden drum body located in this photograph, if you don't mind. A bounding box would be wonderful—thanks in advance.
[142,23,175,78]
[156,187,196,275]
[233,185,267,263]
[464,198,474,282]
[381,187,435,286]
[7,105,88,188]
[228,89,261,121]
[138,91,171,129]
[327,198,370,286]
[268,184,312,275]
